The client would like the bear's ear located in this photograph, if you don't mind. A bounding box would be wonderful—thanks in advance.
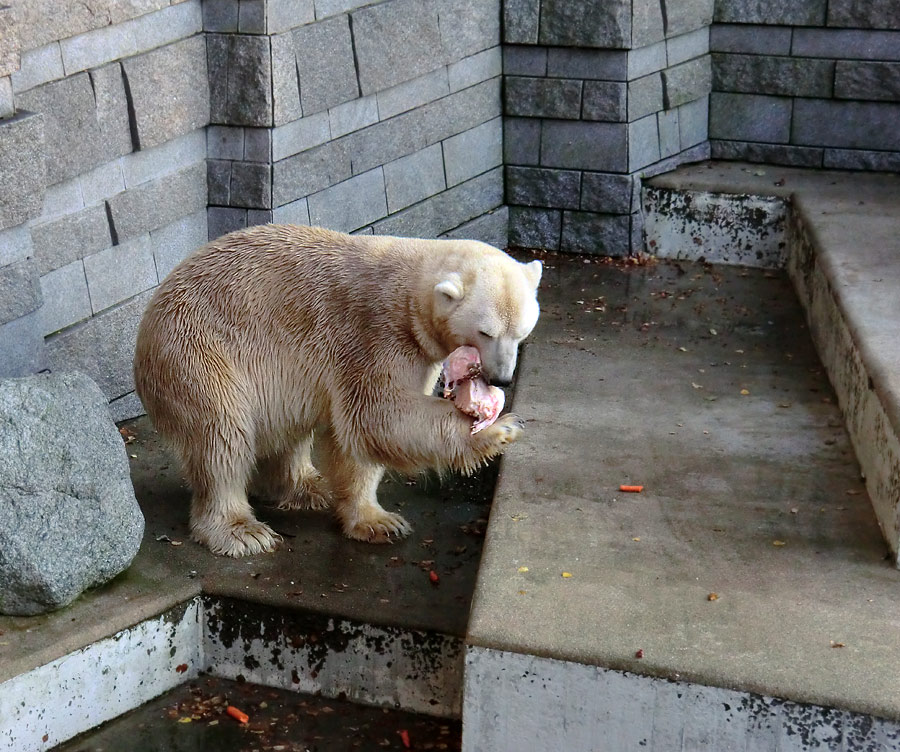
[523,259,542,289]
[435,273,464,301]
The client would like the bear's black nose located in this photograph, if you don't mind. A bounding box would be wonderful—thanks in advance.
[490,376,513,388]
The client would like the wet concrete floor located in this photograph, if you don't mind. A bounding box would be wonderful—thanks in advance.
[54,676,460,752]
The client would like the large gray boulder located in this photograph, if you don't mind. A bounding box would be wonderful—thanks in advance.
[0,371,144,615]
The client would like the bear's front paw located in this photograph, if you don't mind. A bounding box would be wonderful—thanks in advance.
[492,413,526,445]
[343,509,413,544]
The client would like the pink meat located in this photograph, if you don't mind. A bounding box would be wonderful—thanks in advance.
[442,346,505,434]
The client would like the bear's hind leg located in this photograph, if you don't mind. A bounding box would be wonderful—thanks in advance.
[272,434,331,511]
[183,431,280,557]
[321,431,411,543]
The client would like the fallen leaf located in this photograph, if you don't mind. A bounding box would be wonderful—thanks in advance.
[635,649,644,659]
[707,593,719,601]
[561,572,573,578]
[740,389,750,395]
[773,540,787,547]
[790,507,799,514]
[709,328,717,335]
[517,566,529,573]
[632,537,641,542]
[178,717,193,724]
[692,382,703,389]
[830,641,845,648]
[678,346,688,352]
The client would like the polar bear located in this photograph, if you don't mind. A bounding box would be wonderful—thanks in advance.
[133,225,541,557]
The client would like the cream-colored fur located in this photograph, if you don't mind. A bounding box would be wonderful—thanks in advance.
[133,225,541,557]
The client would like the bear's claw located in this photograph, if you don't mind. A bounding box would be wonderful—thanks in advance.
[191,516,282,557]
[277,474,332,511]
[344,510,412,543]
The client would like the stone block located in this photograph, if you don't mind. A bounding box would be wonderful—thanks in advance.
[108,391,144,423]
[709,139,823,167]
[540,120,628,172]
[0,76,10,118]
[83,234,158,313]
[835,61,900,101]
[244,127,272,161]
[0,310,45,377]
[547,48,628,81]
[39,259,92,334]
[662,54,711,109]
[271,111,331,161]
[208,33,272,127]
[347,109,428,175]
[792,99,900,150]
[581,172,636,214]
[714,0,826,25]
[628,73,663,120]
[31,204,111,275]
[443,117,502,187]
[383,143,446,213]
[16,73,105,185]
[151,209,208,279]
[230,162,272,208]
[372,167,502,238]
[437,0,499,61]
[539,0,631,48]
[560,211,631,254]
[238,0,266,33]
[628,113,660,170]
[353,0,443,94]
[709,92,792,143]
[377,68,449,121]
[503,0,540,44]
[658,108,680,158]
[207,159,231,204]
[267,0,315,33]
[11,42,63,93]
[419,77,501,146]
[0,111,46,231]
[627,40,667,79]
[0,4,18,78]
[89,62,133,158]
[271,32,302,125]
[582,81,627,121]
[307,167,387,232]
[449,47,501,93]
[123,129,207,188]
[80,160,126,207]
[0,258,41,324]
[508,206,561,250]
[443,205,508,248]
[633,0,665,47]
[792,29,900,61]
[272,197,310,225]
[505,76,582,119]
[503,46,548,77]
[678,94,708,149]
[827,0,900,29]
[823,148,900,171]
[40,177,85,221]
[203,0,239,31]
[132,2,204,55]
[293,15,358,114]
[0,225,33,268]
[272,140,351,203]
[666,26,709,67]
[712,53,834,98]
[314,0,370,19]
[0,372,144,615]
[663,0,713,37]
[247,209,274,226]
[208,206,247,239]
[506,166,581,209]
[206,125,244,159]
[107,162,207,242]
[710,24,792,55]
[504,117,541,166]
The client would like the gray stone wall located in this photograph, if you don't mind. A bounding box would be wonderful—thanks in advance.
[501,0,713,254]
[203,0,506,244]
[710,1,900,170]
[0,0,208,421]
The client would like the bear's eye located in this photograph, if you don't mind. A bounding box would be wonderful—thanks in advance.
[478,330,495,339]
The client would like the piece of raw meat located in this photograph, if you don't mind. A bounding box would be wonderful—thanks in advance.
[441,346,505,434]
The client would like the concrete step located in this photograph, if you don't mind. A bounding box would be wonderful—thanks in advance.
[464,253,900,750]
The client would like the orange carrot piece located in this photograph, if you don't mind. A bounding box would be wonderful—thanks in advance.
[619,485,644,493]
[399,729,411,748]
[226,706,249,724]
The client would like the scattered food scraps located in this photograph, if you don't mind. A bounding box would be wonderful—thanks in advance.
[620,485,643,493]
[707,593,719,601]
[635,649,644,659]
[846,489,861,496]
[773,540,787,547]
[226,706,249,724]
[678,346,688,352]
[561,572,573,578]
[517,566,529,573]
[178,717,192,724]
[740,389,750,395]
[175,663,188,674]
[790,508,799,514]
[429,570,440,584]
[632,537,641,542]
[399,729,411,748]
[830,641,846,648]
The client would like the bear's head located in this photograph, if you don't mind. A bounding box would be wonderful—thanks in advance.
[433,246,542,386]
